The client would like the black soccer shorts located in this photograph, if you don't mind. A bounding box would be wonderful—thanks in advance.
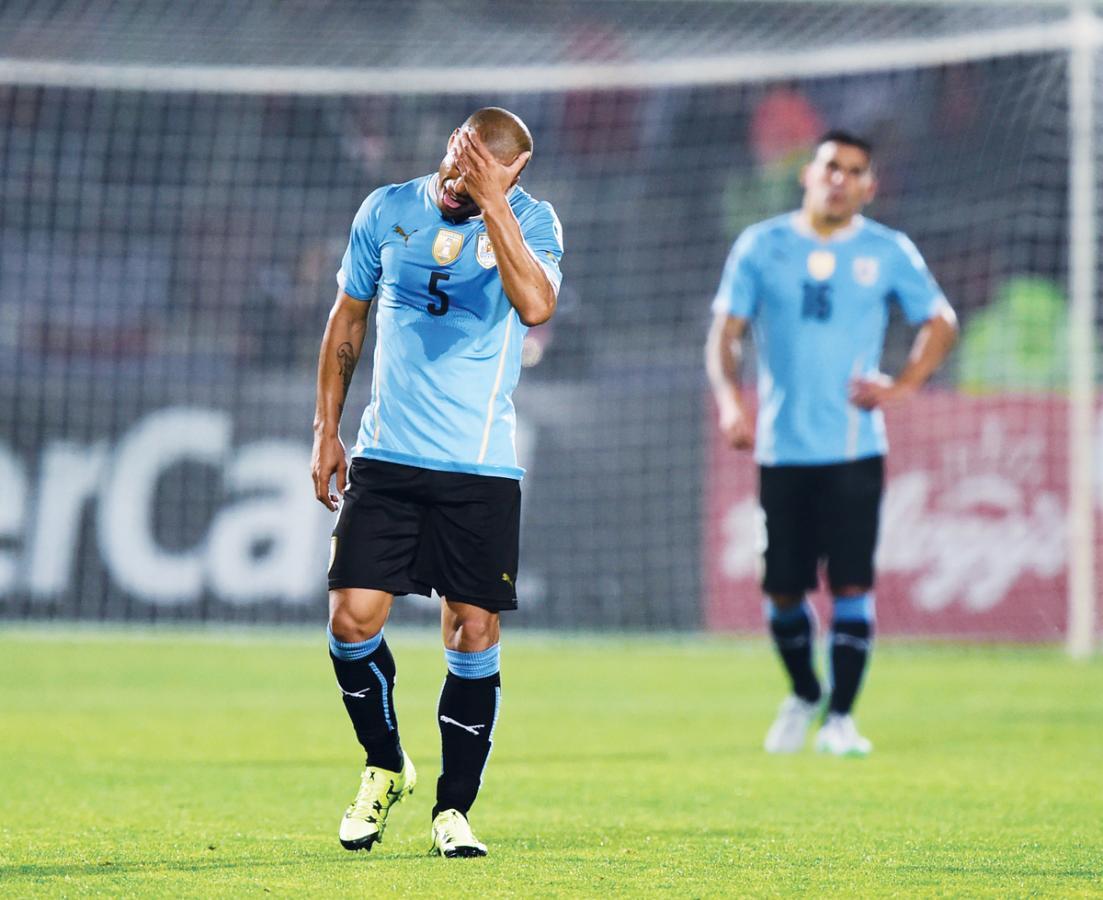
[758,455,885,595]
[328,457,521,612]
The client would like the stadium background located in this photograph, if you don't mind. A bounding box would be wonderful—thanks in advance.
[0,0,1096,649]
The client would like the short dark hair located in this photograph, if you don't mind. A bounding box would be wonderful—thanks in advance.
[817,129,873,158]
[463,107,533,162]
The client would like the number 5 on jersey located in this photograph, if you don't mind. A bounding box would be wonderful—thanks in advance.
[428,272,450,316]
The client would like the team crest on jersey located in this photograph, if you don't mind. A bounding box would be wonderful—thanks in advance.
[806,250,836,281]
[432,228,464,265]
[853,257,880,286]
[476,233,497,269]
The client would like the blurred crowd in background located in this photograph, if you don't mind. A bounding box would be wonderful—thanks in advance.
[0,51,1071,390]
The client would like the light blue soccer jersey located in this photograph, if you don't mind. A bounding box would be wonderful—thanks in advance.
[712,212,947,466]
[339,174,564,479]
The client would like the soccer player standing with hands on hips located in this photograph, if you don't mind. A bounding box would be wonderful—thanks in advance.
[706,131,957,757]
[311,108,563,856]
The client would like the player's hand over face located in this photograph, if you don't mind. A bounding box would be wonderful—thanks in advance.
[454,129,530,210]
[719,404,755,450]
[311,432,348,511]
[849,373,915,410]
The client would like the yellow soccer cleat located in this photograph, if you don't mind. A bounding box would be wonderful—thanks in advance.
[430,808,488,858]
[338,751,417,851]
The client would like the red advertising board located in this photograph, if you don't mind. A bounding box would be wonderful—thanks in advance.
[705,392,1089,640]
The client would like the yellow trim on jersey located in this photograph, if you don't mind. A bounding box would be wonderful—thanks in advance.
[477,313,514,464]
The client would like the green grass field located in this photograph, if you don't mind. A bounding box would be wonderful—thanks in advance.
[1,629,1101,898]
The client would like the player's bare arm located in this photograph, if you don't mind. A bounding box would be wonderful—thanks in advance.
[705,312,755,450]
[312,291,370,510]
[454,129,556,326]
[849,301,959,410]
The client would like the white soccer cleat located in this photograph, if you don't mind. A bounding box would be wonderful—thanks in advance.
[430,808,488,858]
[814,713,872,757]
[339,751,417,851]
[764,695,821,753]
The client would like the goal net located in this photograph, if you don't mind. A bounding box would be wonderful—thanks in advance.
[0,0,1096,648]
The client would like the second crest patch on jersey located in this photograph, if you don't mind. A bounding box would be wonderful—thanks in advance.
[476,233,497,269]
[433,228,464,265]
[852,257,880,286]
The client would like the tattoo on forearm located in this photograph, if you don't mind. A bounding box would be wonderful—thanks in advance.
[337,341,357,406]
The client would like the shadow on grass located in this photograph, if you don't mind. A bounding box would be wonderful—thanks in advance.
[0,858,296,879]
[1,848,442,881]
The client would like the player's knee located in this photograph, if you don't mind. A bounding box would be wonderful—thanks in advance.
[443,611,500,652]
[328,612,378,644]
[328,591,388,643]
[764,595,811,628]
[767,592,804,611]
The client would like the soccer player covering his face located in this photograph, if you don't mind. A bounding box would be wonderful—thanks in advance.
[705,131,957,756]
[311,107,563,856]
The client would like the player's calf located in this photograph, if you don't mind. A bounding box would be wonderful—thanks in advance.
[329,625,405,771]
[827,593,875,716]
[435,645,501,821]
[766,597,823,703]
[329,624,414,850]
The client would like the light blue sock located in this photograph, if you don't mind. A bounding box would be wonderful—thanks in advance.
[327,625,383,661]
[829,594,875,715]
[444,644,501,679]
